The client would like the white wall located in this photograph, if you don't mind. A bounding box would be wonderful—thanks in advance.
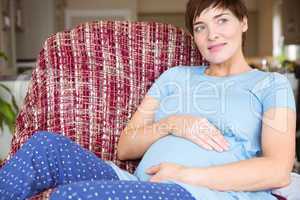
[66,0,137,20]
[138,0,188,13]
[244,0,258,11]
[16,0,55,60]
[0,0,17,75]
[15,0,138,60]
[0,79,30,160]
[258,0,274,56]
[0,126,12,160]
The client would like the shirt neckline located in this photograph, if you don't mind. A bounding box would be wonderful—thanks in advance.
[199,65,258,80]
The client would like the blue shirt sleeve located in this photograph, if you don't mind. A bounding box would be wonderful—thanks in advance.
[146,67,179,101]
[261,72,296,113]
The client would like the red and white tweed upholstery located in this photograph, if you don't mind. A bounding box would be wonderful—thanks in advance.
[6,21,203,199]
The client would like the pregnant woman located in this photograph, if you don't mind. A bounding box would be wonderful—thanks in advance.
[0,0,296,199]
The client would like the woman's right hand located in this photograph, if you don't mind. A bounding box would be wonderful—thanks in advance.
[164,115,230,152]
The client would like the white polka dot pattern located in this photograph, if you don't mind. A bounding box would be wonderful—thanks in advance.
[50,180,195,200]
[0,131,196,200]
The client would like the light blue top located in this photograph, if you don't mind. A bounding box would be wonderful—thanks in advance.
[110,66,296,200]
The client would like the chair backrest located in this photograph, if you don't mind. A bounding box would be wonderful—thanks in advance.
[9,21,204,172]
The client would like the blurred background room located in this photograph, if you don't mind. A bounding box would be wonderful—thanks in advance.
[0,0,300,168]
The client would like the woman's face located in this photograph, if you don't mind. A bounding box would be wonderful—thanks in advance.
[192,7,248,64]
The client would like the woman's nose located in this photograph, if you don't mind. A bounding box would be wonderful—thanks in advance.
[207,26,219,41]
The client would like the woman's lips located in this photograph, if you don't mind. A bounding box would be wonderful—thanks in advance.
[208,43,226,53]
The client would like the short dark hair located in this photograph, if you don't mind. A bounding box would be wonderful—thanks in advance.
[185,0,248,45]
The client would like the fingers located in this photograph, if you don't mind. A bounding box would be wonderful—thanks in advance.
[149,175,162,182]
[147,165,162,183]
[193,129,230,152]
[194,138,214,151]
[169,115,230,152]
[209,130,230,150]
[203,135,227,152]
[198,120,230,152]
[146,164,160,174]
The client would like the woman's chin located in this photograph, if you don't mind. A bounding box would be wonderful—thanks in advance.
[206,57,230,64]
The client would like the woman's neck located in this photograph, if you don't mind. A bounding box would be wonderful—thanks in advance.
[205,49,251,77]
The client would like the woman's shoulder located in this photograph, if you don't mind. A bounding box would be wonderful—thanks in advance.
[159,65,202,76]
[249,70,294,99]
[252,70,292,87]
[164,65,200,72]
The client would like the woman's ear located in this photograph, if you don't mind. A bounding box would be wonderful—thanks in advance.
[242,17,248,33]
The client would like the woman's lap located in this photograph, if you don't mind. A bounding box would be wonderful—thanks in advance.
[0,131,196,200]
[0,131,118,199]
[50,180,196,200]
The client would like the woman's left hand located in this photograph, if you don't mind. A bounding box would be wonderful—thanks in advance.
[146,162,186,183]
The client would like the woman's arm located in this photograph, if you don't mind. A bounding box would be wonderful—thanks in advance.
[118,95,229,160]
[117,95,170,160]
[177,108,296,191]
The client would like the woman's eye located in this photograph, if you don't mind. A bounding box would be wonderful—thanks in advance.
[194,25,205,33]
[218,18,228,24]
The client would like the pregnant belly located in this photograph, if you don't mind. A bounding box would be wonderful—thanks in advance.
[134,135,249,181]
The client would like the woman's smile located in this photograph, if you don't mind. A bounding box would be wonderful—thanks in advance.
[208,42,227,53]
